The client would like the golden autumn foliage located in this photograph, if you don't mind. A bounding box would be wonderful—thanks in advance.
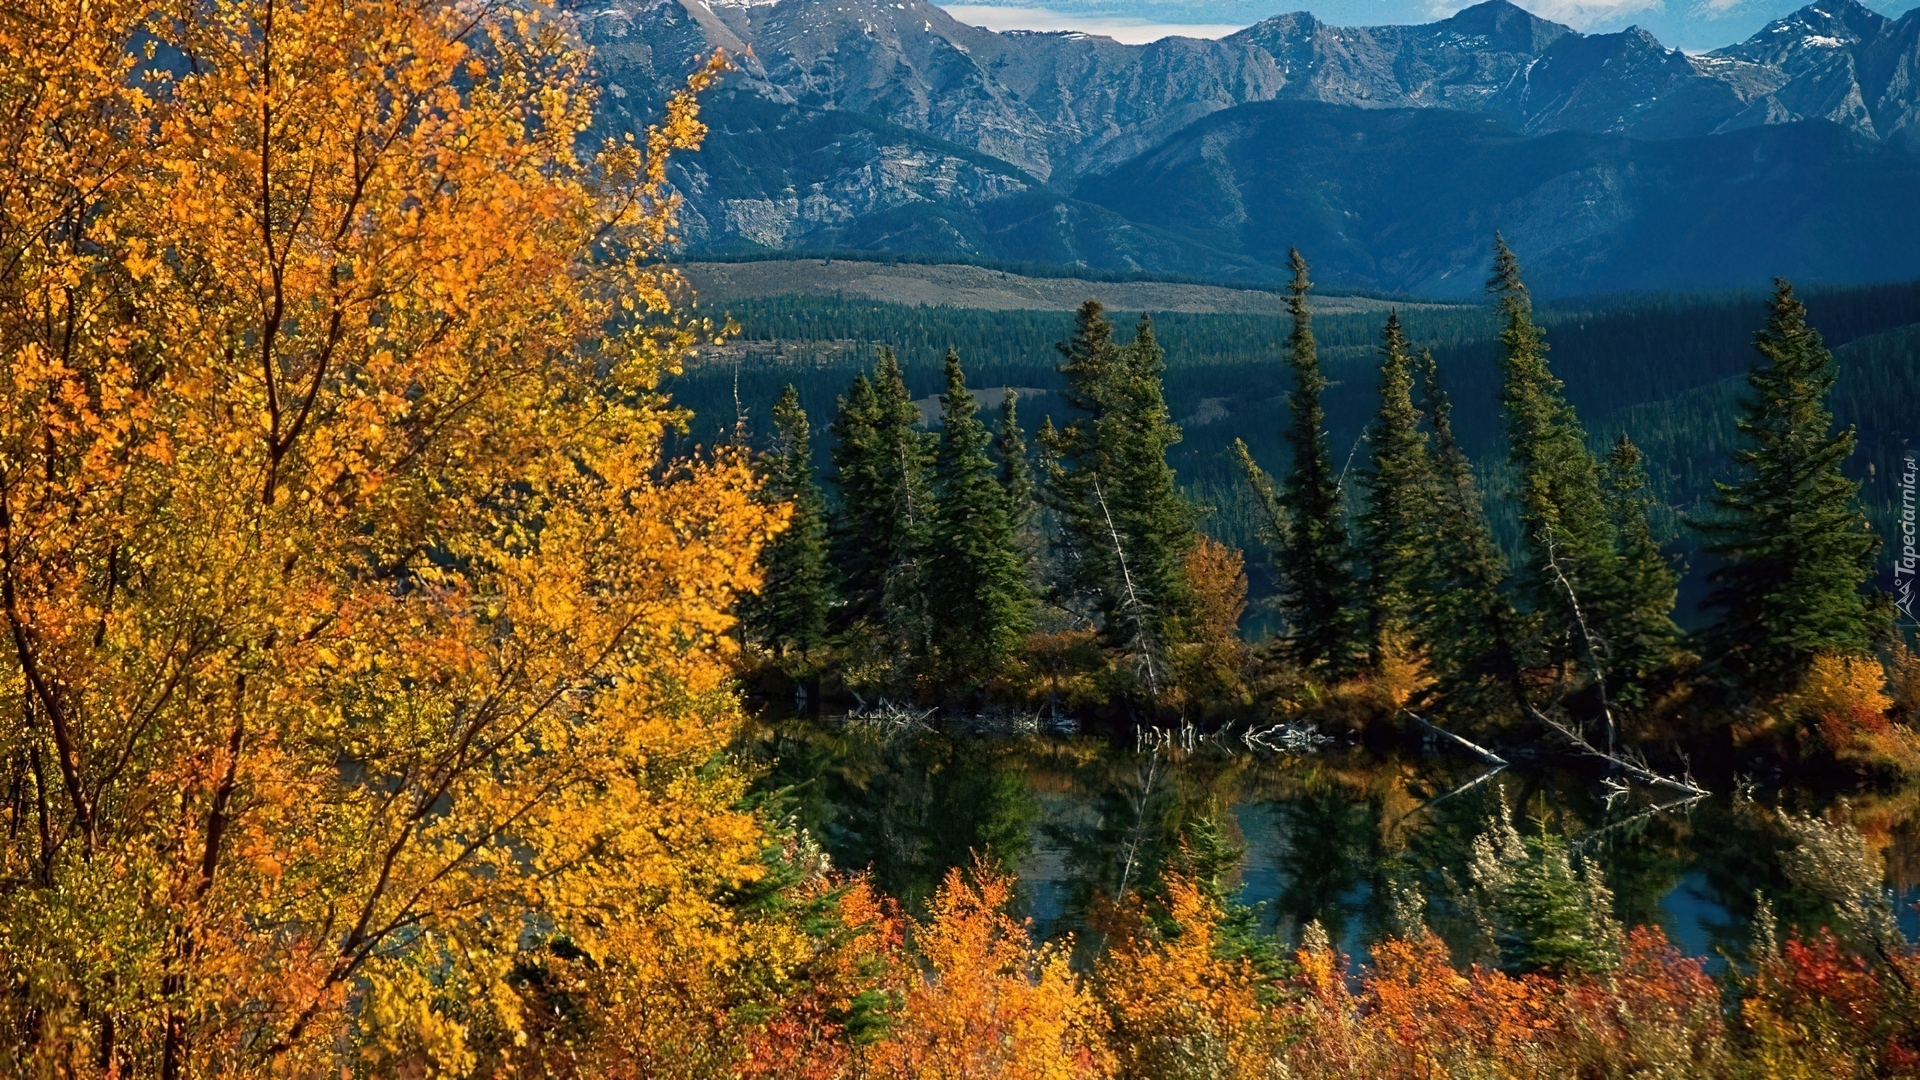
[1170,536,1252,715]
[1085,877,1734,1080]
[866,861,1111,1080]
[0,0,812,1074]
[1785,652,1920,768]
[1095,877,1289,1080]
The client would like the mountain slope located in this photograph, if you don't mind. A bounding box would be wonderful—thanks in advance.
[579,0,1920,159]
[668,90,1273,274]
[1072,101,1920,295]
[1709,0,1897,136]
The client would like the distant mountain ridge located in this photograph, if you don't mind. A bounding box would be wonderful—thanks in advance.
[1075,102,1920,295]
[571,0,1920,294]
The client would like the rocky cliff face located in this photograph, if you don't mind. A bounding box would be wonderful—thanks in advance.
[563,0,1920,291]
[1707,0,1920,148]
[662,92,1037,251]
[955,27,1287,178]
[1486,28,1748,138]
[1229,2,1572,111]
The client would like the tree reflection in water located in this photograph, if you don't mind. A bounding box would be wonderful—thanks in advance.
[743,719,1920,960]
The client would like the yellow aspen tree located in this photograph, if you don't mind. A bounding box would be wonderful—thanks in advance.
[0,0,797,1075]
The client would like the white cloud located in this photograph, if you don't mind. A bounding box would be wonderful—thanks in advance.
[938,5,1250,41]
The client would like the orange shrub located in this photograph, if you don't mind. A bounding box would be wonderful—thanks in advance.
[1096,877,1290,1079]
[866,860,1111,1080]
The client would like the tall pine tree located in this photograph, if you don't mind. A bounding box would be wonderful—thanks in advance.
[1599,433,1680,705]
[929,350,1035,696]
[1279,248,1359,675]
[828,348,935,686]
[1693,280,1884,697]
[1416,349,1518,700]
[744,385,833,673]
[998,389,1044,585]
[1356,312,1433,667]
[1042,302,1195,691]
[1111,316,1198,628]
[1489,237,1642,690]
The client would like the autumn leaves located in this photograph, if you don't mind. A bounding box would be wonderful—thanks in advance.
[0,0,768,1073]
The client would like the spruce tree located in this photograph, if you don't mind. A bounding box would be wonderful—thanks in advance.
[744,385,833,672]
[828,348,935,683]
[1356,312,1433,667]
[1278,248,1359,675]
[1043,302,1196,689]
[829,370,885,620]
[1489,237,1633,684]
[1111,316,1199,627]
[1034,413,1077,600]
[998,389,1044,583]
[1693,280,1884,697]
[1599,434,1680,705]
[928,350,1035,695]
[998,390,1036,538]
[1056,298,1123,418]
[1416,349,1517,696]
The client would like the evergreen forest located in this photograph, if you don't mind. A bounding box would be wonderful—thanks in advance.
[676,276,1920,616]
[726,249,1914,732]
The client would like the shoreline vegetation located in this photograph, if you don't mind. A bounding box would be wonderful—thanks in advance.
[742,242,1908,790]
[2,3,1917,1075]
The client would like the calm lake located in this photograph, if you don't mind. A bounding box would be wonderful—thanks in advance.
[744,716,1920,965]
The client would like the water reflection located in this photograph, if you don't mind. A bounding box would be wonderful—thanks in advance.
[742,720,1920,962]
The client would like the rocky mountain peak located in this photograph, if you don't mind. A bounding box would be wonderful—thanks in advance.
[1702,0,1918,142]
[1437,0,1575,53]
[1714,0,1887,63]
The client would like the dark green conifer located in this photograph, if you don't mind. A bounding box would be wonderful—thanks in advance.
[1599,434,1680,705]
[1459,801,1621,977]
[828,348,935,683]
[1043,303,1196,676]
[1111,316,1198,628]
[1496,832,1622,976]
[998,389,1045,586]
[1035,413,1082,608]
[1278,248,1359,675]
[1489,237,1636,687]
[829,370,884,618]
[1356,312,1433,667]
[1416,350,1517,696]
[744,385,833,672]
[929,350,1035,695]
[1693,280,1884,697]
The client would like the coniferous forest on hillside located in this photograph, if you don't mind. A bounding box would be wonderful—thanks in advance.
[7,2,1920,1077]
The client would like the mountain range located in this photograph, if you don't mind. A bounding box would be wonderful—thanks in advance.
[573,0,1920,295]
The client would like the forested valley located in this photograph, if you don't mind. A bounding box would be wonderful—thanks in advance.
[5,1,1920,1076]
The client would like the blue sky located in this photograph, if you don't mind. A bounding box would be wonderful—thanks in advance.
[937,0,1920,51]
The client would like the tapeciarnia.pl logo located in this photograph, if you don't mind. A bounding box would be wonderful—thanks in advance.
[1898,451,1917,624]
